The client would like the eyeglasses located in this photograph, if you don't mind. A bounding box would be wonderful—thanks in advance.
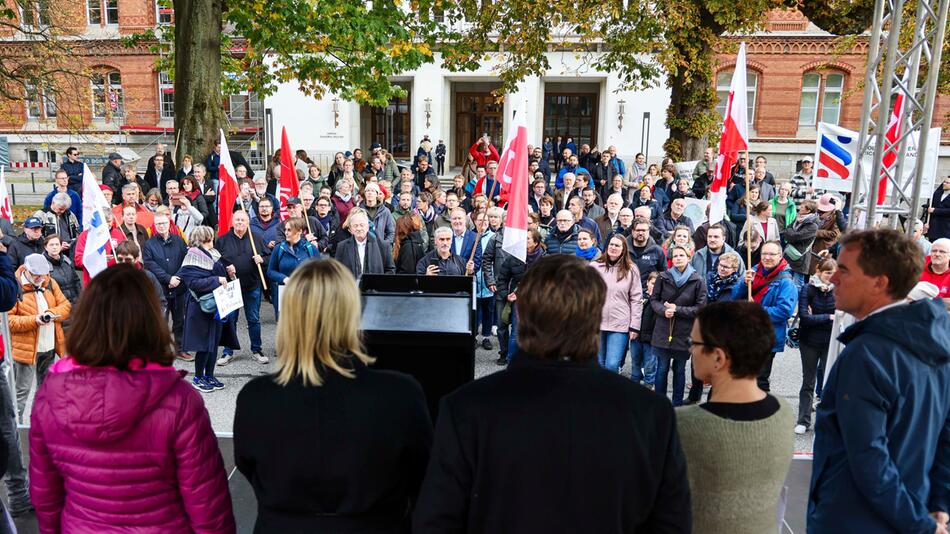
[687,339,716,350]
[760,252,782,257]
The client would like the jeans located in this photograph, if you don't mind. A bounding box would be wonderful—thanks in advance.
[495,297,510,358]
[13,350,55,420]
[798,342,828,428]
[195,350,217,378]
[507,307,518,364]
[224,286,262,355]
[757,351,778,392]
[436,158,445,175]
[597,331,628,373]
[0,362,29,510]
[629,340,657,386]
[476,296,494,337]
[654,347,688,406]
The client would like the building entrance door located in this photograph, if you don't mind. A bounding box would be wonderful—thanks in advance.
[370,87,411,159]
[455,92,504,166]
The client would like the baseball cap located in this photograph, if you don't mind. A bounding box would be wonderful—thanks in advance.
[285,196,301,206]
[24,254,50,276]
[23,217,43,229]
[108,152,123,161]
[802,156,813,163]
[370,143,382,150]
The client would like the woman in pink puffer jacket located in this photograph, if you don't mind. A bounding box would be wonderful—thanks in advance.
[28,265,235,533]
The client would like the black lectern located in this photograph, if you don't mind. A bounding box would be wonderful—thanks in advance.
[360,274,476,419]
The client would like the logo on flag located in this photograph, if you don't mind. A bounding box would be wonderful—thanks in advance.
[812,122,859,193]
[81,164,112,279]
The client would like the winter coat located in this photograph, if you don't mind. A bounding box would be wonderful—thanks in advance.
[275,216,329,252]
[769,197,797,230]
[332,194,357,224]
[474,230,495,298]
[8,233,44,268]
[590,262,643,334]
[481,229,507,288]
[170,202,205,241]
[650,269,706,354]
[808,299,950,534]
[926,186,950,241]
[395,232,426,275]
[216,229,271,292]
[266,239,318,287]
[9,266,70,364]
[731,267,798,352]
[44,253,81,304]
[30,360,236,533]
[177,247,240,354]
[73,229,117,285]
[798,280,836,348]
[781,213,819,275]
[142,233,188,302]
[60,160,84,192]
[412,355,691,534]
[250,216,281,249]
[101,161,123,193]
[335,235,396,279]
[739,217,781,245]
[812,210,843,259]
[544,225,579,255]
[627,237,667,290]
[690,244,744,279]
[654,213,694,241]
[639,293,656,344]
[364,203,396,249]
[111,223,149,253]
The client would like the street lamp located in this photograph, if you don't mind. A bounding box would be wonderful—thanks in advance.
[424,98,432,128]
[332,98,340,128]
[617,99,626,131]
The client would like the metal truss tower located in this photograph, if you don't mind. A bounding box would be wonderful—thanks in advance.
[849,0,949,232]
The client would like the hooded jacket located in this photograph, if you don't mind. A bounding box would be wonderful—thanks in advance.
[29,360,235,533]
[44,252,81,303]
[808,299,950,534]
[627,236,666,290]
[730,265,798,352]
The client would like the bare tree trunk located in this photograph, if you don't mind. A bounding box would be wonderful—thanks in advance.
[665,67,715,162]
[173,0,226,166]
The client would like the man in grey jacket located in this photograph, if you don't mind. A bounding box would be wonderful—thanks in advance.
[691,223,744,278]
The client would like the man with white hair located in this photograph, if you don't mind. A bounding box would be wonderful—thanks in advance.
[596,193,624,244]
[920,238,950,300]
[416,226,473,276]
[333,210,395,281]
[913,219,932,256]
[39,193,80,250]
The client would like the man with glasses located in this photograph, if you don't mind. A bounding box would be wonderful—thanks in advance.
[920,238,950,303]
[729,240,798,392]
[43,170,82,222]
[114,240,166,309]
[544,210,580,255]
[627,217,666,290]
[60,146,84,194]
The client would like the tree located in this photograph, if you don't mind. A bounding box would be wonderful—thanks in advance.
[166,0,438,163]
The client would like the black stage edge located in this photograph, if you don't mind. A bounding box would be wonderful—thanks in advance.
[360,274,477,420]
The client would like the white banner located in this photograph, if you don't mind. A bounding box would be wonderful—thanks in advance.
[812,122,860,193]
[213,280,244,317]
[859,127,941,199]
[682,198,710,229]
[675,161,699,182]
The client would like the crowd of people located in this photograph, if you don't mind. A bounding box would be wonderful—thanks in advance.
[0,136,945,532]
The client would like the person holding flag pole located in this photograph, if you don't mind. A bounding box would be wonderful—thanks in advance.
[74,164,117,284]
[277,127,304,231]
[218,130,267,290]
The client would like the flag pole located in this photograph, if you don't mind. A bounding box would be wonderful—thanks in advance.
[744,151,752,301]
[235,197,268,290]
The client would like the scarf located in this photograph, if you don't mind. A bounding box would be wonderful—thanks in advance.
[707,270,740,302]
[364,204,379,220]
[183,188,201,201]
[315,212,333,233]
[335,191,352,203]
[420,206,435,223]
[575,245,598,261]
[751,259,789,304]
[526,246,543,267]
[809,274,834,292]
[670,264,695,288]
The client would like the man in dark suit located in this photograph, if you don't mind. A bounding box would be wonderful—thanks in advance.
[333,210,395,282]
[145,152,177,197]
[413,254,691,533]
[447,208,482,272]
[146,143,175,182]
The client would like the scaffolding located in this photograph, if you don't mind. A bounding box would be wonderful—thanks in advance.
[848,0,949,233]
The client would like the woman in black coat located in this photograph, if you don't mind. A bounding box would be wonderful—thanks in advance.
[393,216,426,275]
[650,245,706,406]
[795,258,837,434]
[927,176,950,241]
[177,226,239,393]
[234,259,432,534]
[43,236,81,304]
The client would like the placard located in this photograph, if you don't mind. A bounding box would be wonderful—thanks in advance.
[213,279,244,317]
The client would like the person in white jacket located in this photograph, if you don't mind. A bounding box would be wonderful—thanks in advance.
[739,201,781,245]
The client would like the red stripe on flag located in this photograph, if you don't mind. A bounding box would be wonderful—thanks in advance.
[278,127,299,221]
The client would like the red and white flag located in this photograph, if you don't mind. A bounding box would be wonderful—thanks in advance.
[0,166,11,221]
[217,130,240,237]
[500,104,529,262]
[709,43,750,224]
[877,70,910,205]
[278,127,299,220]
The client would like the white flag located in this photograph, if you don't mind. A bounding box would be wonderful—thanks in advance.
[81,164,112,279]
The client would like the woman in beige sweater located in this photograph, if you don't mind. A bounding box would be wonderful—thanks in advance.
[676,300,794,534]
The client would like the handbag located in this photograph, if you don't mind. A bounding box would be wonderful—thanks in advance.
[189,289,217,314]
[784,237,814,262]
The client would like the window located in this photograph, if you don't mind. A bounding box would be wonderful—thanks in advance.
[159,72,174,119]
[798,72,845,126]
[24,81,55,119]
[542,93,598,148]
[19,1,49,28]
[228,93,262,121]
[91,71,123,120]
[156,0,172,24]
[87,0,118,25]
[715,70,758,127]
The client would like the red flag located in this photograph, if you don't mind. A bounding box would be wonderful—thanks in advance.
[278,127,299,220]
[877,71,909,205]
[0,166,11,221]
[500,107,529,262]
[217,130,240,237]
[709,43,750,223]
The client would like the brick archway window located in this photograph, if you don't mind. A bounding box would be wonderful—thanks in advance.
[798,72,844,126]
[715,69,758,127]
[91,71,123,120]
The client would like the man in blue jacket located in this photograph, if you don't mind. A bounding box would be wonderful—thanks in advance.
[59,146,84,194]
[808,229,950,534]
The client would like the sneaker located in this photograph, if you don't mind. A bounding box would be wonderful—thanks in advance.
[481,338,493,350]
[177,352,195,362]
[191,376,213,393]
[217,353,234,366]
[491,325,498,335]
[494,356,508,366]
[252,351,270,364]
[794,424,808,435]
[206,376,225,390]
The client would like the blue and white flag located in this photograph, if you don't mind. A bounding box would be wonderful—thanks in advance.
[81,164,111,279]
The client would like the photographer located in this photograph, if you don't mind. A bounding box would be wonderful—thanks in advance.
[165,179,205,239]
[9,254,70,420]
[37,193,81,250]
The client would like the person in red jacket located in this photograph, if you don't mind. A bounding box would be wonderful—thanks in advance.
[920,238,950,300]
[469,134,499,167]
[29,265,235,533]
[73,209,118,284]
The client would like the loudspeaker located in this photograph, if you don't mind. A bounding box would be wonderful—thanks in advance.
[360,274,476,419]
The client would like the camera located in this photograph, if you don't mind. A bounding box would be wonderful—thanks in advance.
[40,312,54,324]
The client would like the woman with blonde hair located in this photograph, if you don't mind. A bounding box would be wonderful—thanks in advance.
[234,259,432,533]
